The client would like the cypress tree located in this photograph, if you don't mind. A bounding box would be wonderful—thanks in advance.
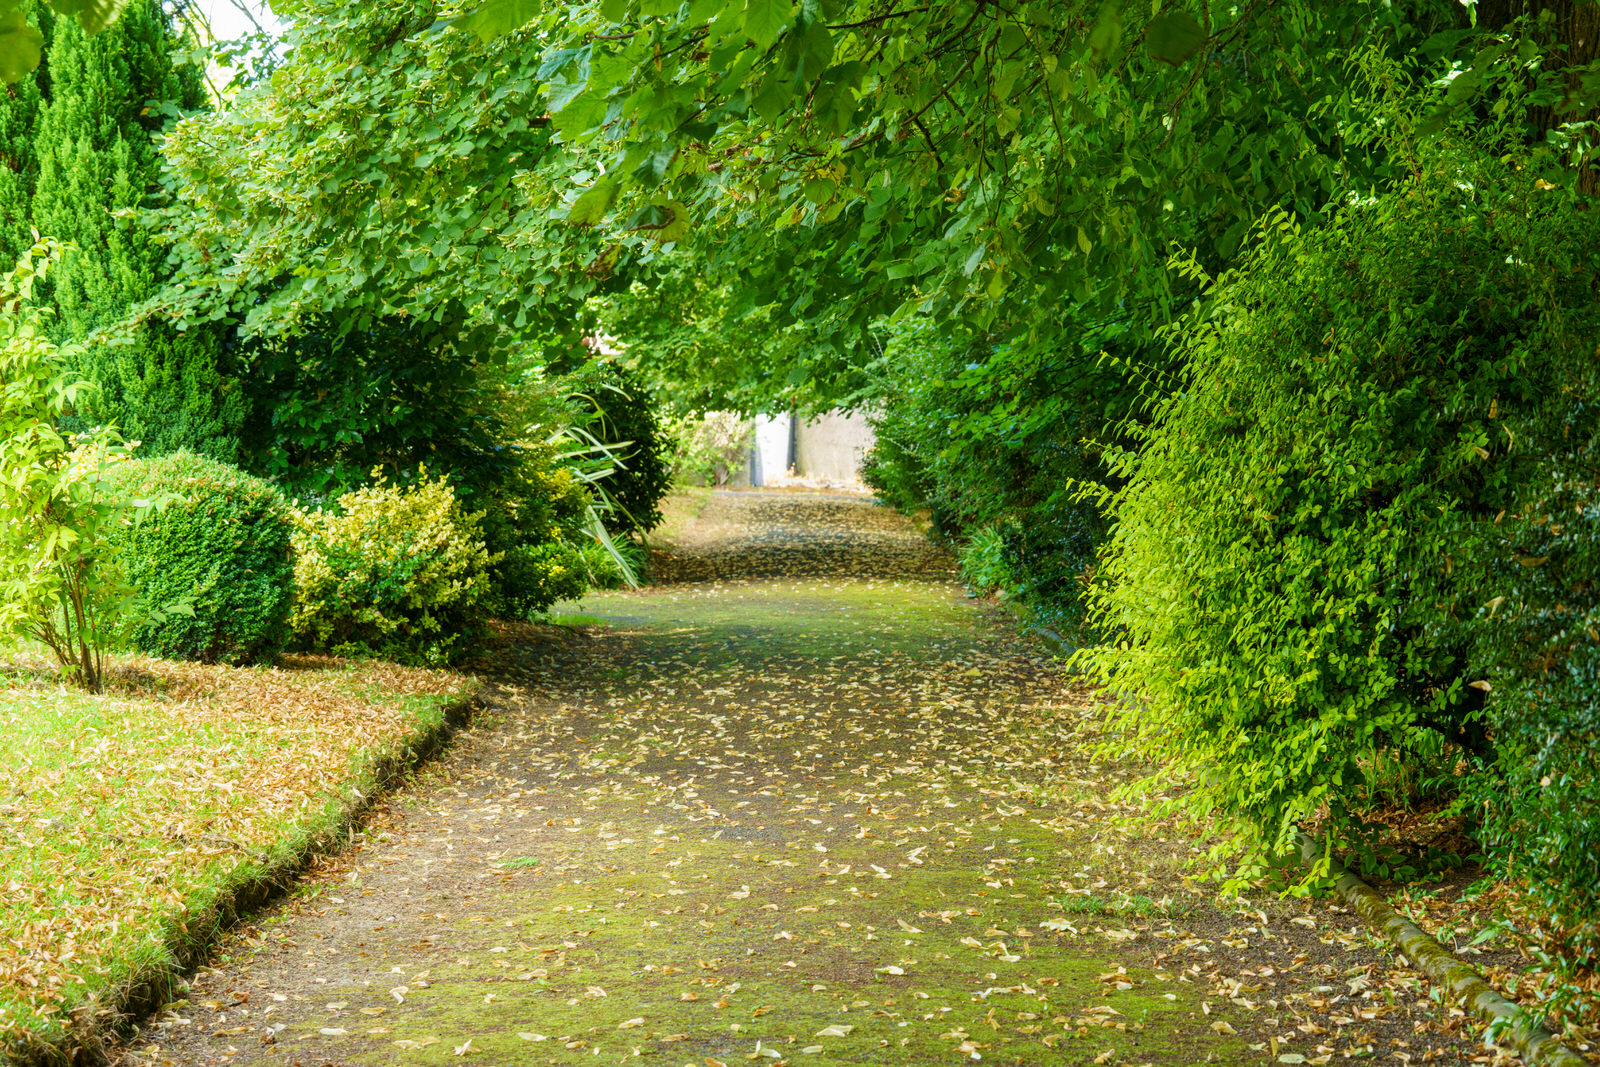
[0,2,46,269]
[17,0,245,460]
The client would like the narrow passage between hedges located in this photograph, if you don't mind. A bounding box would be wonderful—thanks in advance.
[126,492,1495,1067]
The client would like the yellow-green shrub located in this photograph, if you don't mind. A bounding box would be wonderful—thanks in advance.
[290,472,497,664]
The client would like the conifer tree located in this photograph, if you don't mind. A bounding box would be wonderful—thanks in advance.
[0,2,46,269]
[21,0,245,459]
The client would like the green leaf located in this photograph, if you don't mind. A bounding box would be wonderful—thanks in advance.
[567,178,619,225]
[750,76,793,122]
[743,0,790,48]
[627,199,692,243]
[1444,66,1482,105]
[48,0,125,33]
[803,177,835,203]
[454,0,541,41]
[547,75,588,113]
[551,91,606,137]
[1076,227,1092,255]
[599,0,630,21]
[0,9,42,84]
[1145,11,1207,65]
[1087,2,1121,55]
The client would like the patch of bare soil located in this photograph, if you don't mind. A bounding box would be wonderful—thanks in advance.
[116,494,1511,1067]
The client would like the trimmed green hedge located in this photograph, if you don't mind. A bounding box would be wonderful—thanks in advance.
[105,451,295,665]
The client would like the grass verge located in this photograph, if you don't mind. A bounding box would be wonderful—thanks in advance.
[0,653,479,1066]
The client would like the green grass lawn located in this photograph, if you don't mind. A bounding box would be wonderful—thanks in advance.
[0,653,476,1062]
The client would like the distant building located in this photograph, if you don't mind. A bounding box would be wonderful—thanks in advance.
[747,411,875,488]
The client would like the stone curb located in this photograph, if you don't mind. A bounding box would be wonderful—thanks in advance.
[1297,834,1587,1066]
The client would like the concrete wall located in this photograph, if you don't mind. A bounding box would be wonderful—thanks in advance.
[737,410,876,487]
[794,410,874,483]
[751,414,793,485]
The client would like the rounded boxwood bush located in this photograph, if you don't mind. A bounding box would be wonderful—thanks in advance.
[288,472,497,665]
[105,450,295,665]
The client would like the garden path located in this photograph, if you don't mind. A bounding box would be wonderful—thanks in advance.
[123,491,1488,1067]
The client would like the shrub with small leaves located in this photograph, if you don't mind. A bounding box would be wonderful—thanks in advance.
[958,525,1009,597]
[472,442,600,618]
[290,472,498,664]
[104,451,294,665]
[494,542,590,619]
[1083,157,1600,892]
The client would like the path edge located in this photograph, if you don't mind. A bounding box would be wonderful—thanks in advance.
[1296,833,1586,1066]
[9,688,484,1067]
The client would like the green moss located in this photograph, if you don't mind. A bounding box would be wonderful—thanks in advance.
[305,786,1250,1067]
[556,578,976,663]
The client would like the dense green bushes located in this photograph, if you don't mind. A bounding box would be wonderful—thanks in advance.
[1083,159,1600,909]
[101,447,623,668]
[566,362,671,535]
[475,443,609,620]
[236,314,507,499]
[289,473,497,665]
[105,452,294,665]
[1475,487,1600,987]
[862,318,1124,638]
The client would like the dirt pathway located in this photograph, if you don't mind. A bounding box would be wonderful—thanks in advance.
[124,492,1491,1067]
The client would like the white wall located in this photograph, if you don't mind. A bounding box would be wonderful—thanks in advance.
[751,414,793,485]
[795,410,874,483]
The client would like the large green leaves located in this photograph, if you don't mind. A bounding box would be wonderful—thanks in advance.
[455,0,541,40]
[0,0,130,82]
[1144,10,1205,64]
[50,0,128,32]
[742,0,790,47]
[0,9,41,83]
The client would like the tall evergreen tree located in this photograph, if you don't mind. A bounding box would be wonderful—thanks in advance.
[12,0,245,460]
[0,1,47,269]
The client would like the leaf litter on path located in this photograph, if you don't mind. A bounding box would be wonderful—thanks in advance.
[118,491,1503,1067]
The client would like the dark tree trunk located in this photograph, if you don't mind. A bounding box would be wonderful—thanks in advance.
[1477,0,1600,192]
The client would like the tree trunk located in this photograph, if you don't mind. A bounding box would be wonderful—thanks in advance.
[1478,0,1600,193]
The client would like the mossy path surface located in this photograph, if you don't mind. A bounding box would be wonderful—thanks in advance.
[125,492,1488,1067]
